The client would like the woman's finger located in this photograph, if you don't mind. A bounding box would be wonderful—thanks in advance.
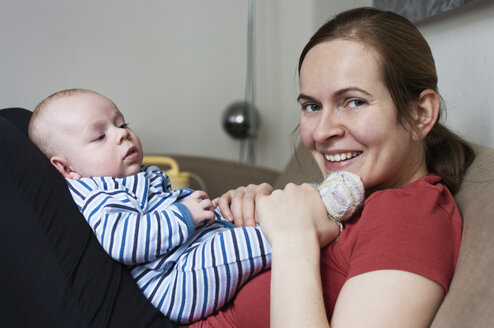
[217,191,235,222]
[230,188,246,226]
[215,184,274,226]
[241,191,256,226]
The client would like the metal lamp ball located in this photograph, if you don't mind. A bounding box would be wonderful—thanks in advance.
[222,101,259,139]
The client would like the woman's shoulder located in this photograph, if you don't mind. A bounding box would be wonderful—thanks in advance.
[361,174,461,226]
[345,174,462,292]
[366,174,452,206]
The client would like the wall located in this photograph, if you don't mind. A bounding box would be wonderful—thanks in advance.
[0,0,314,171]
[254,0,312,168]
[417,0,494,148]
[0,0,269,168]
[312,0,372,29]
[1,0,493,172]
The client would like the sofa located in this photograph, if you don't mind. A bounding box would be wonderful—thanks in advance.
[1,107,493,327]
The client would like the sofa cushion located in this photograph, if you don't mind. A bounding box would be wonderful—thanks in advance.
[274,143,323,189]
[154,154,280,199]
[432,144,494,327]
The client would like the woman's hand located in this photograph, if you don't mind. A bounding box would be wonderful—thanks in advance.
[214,183,273,227]
[256,183,334,328]
[256,183,340,248]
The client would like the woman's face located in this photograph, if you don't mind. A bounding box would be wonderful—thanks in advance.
[298,39,427,192]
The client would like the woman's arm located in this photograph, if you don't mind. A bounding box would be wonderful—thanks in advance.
[256,183,340,328]
[270,231,329,328]
[331,270,444,327]
[270,248,444,328]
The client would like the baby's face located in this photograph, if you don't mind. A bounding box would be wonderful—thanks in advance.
[52,92,143,178]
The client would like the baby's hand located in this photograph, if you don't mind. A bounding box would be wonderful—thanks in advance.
[181,190,216,227]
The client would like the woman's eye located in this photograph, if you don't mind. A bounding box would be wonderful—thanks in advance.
[119,123,129,129]
[302,103,321,112]
[347,98,366,108]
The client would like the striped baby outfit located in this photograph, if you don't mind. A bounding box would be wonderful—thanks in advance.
[67,166,271,324]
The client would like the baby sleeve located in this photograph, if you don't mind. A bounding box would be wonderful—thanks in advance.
[67,170,196,265]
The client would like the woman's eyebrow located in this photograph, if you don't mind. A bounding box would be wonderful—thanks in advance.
[296,93,317,103]
[334,87,372,97]
[297,87,372,103]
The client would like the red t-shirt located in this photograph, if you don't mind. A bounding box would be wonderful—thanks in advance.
[191,174,463,327]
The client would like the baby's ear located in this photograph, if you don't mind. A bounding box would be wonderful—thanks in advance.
[50,156,81,180]
[410,89,440,142]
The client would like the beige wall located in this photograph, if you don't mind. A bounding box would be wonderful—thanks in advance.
[0,0,313,170]
[417,0,494,148]
[1,0,256,165]
[1,0,493,171]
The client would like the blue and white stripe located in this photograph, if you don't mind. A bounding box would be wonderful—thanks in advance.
[67,166,271,324]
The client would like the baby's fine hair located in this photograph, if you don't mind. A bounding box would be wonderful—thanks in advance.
[28,88,98,158]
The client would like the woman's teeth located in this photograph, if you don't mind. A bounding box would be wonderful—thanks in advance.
[324,151,361,162]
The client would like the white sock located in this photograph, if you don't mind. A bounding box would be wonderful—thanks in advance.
[317,171,364,222]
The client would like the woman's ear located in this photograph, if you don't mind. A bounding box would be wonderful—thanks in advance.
[50,156,81,180]
[410,89,440,142]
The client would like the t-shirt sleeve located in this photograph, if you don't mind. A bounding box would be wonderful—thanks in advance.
[347,182,462,293]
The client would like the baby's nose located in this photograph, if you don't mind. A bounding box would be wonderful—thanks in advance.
[116,127,130,143]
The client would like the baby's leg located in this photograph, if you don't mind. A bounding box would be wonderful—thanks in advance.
[153,223,271,324]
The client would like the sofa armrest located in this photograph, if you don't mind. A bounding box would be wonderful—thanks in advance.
[148,154,281,199]
[431,143,494,327]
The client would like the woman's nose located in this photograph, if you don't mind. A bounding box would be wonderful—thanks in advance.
[312,109,345,143]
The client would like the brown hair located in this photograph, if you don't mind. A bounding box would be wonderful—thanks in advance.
[298,7,474,194]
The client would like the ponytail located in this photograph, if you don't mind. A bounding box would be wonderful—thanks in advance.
[425,123,475,194]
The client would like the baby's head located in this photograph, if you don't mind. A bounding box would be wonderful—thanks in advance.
[28,89,143,179]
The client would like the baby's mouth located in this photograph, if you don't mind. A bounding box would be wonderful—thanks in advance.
[124,146,138,160]
[324,151,362,162]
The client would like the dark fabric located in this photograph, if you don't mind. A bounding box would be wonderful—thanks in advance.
[0,107,32,135]
[0,108,175,327]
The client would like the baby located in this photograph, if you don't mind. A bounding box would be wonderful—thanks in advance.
[28,88,363,323]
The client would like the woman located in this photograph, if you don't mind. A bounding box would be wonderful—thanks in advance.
[192,7,474,327]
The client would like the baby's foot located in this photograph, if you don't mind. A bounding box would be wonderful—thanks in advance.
[317,171,364,223]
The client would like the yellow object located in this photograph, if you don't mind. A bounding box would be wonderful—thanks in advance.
[142,156,190,189]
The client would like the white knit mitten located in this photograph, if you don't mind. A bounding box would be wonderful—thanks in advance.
[317,171,364,231]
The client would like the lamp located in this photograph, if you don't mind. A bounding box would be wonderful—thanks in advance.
[222,0,258,165]
[222,101,259,140]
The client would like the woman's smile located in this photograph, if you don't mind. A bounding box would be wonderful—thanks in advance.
[319,149,363,173]
[323,151,361,163]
